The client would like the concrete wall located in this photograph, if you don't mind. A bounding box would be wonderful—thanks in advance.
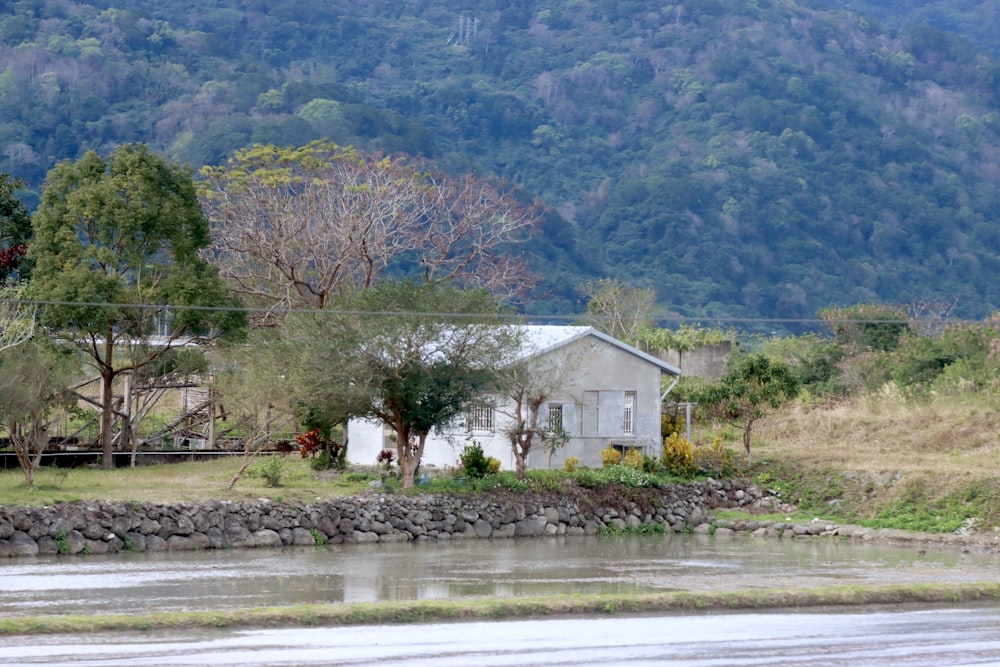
[658,342,732,381]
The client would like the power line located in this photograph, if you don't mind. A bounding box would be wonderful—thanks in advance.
[0,297,984,328]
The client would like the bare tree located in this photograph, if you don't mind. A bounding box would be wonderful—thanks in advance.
[213,331,296,490]
[0,340,79,488]
[199,141,539,325]
[0,292,34,353]
[498,340,581,478]
[579,278,657,344]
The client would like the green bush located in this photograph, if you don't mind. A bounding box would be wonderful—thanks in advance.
[249,454,285,487]
[575,464,658,489]
[460,442,491,479]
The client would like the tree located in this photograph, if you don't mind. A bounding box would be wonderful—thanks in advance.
[0,285,35,353]
[0,339,79,487]
[579,278,656,344]
[498,338,579,478]
[695,353,799,462]
[28,143,245,469]
[213,330,296,490]
[0,172,31,285]
[199,141,538,325]
[285,281,519,488]
[818,303,912,353]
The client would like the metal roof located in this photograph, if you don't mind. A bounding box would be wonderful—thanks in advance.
[517,325,680,376]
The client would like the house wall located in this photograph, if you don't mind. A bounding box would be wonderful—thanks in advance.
[346,334,670,473]
[525,336,665,469]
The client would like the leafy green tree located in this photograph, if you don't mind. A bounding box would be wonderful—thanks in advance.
[0,339,80,487]
[819,303,912,353]
[28,143,245,469]
[0,173,31,285]
[285,280,519,488]
[695,353,800,462]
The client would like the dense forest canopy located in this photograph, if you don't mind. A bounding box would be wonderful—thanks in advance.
[3,0,1000,326]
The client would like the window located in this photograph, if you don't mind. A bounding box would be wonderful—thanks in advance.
[623,391,636,436]
[467,404,494,434]
[548,404,563,432]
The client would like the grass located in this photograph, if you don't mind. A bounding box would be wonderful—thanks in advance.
[2,583,1000,635]
[745,392,1000,531]
[0,457,374,506]
[5,389,1000,524]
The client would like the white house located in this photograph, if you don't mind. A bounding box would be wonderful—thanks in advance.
[347,325,681,472]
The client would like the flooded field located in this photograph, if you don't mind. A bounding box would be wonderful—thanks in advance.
[2,532,999,617]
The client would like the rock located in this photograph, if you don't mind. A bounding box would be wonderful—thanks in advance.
[292,527,318,546]
[5,531,39,557]
[252,529,282,547]
[515,516,548,537]
[473,519,493,538]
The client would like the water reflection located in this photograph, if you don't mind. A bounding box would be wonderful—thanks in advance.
[2,533,999,617]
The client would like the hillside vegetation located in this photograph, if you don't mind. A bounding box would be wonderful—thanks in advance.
[3,0,1000,322]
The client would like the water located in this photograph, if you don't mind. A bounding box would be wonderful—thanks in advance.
[1,533,999,617]
[4,534,1000,666]
[5,607,1000,666]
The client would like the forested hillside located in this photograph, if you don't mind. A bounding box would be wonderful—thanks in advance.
[825,1,1000,57]
[3,0,1000,324]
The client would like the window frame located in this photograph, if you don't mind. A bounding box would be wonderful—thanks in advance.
[623,391,636,436]
[466,403,495,435]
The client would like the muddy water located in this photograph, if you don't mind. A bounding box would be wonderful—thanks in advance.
[2,533,999,617]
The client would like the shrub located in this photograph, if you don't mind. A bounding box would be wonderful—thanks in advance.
[622,448,643,469]
[486,456,501,475]
[460,442,491,479]
[310,440,346,471]
[310,449,332,471]
[601,445,622,468]
[662,431,697,477]
[376,449,395,469]
[250,454,285,487]
[661,412,687,439]
[564,456,579,472]
[694,436,738,477]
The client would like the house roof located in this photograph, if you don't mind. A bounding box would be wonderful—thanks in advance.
[517,325,681,376]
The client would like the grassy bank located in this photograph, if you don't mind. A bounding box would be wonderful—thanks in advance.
[0,457,374,506]
[748,393,1000,532]
[4,391,1000,531]
[3,583,1000,636]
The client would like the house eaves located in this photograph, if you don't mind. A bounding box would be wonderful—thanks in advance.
[517,325,681,377]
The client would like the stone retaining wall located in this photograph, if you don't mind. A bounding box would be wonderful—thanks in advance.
[0,478,779,558]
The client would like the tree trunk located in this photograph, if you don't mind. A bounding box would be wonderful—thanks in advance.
[514,434,530,479]
[743,417,755,464]
[514,450,527,478]
[100,370,115,470]
[99,331,116,469]
[399,448,417,488]
[396,422,415,488]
